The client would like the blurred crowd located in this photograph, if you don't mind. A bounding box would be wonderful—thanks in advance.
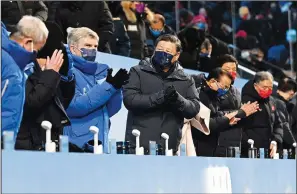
[1,1,297,158]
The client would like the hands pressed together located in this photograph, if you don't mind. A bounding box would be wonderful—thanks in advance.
[241,101,259,117]
[43,49,64,72]
[164,85,179,102]
[106,68,129,89]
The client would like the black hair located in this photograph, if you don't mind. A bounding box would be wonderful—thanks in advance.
[278,77,297,93]
[206,67,233,81]
[155,34,182,53]
[216,54,238,68]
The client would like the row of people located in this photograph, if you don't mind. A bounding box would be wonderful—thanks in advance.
[2,16,296,157]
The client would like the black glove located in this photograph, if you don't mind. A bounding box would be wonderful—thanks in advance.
[58,42,70,77]
[164,85,178,102]
[106,68,129,89]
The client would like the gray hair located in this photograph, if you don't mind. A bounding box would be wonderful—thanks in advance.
[12,15,48,43]
[67,27,99,46]
[254,71,274,84]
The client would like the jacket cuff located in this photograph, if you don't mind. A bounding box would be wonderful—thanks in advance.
[61,73,75,82]
[103,81,117,93]
[38,70,61,89]
[236,109,247,118]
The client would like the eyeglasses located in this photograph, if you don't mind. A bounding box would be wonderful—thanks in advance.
[255,83,273,90]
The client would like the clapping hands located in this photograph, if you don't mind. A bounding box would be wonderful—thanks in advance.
[106,68,129,89]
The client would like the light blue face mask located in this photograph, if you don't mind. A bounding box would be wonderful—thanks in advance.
[149,27,163,37]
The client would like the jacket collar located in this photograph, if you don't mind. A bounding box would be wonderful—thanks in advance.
[72,54,98,75]
[139,57,189,81]
[1,22,36,70]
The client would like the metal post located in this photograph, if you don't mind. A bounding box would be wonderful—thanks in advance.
[187,0,191,11]
[175,0,180,32]
[288,7,295,72]
[231,1,237,57]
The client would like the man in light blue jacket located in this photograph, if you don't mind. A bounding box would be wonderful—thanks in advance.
[63,27,129,153]
[1,16,48,136]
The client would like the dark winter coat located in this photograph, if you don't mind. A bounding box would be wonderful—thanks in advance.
[275,94,296,149]
[109,18,131,57]
[143,24,176,57]
[58,1,114,53]
[15,61,75,151]
[192,73,245,156]
[123,58,200,154]
[291,102,297,142]
[240,80,283,157]
[1,1,48,29]
[191,77,236,156]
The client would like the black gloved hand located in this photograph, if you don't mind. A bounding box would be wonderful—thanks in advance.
[164,85,178,102]
[106,68,129,89]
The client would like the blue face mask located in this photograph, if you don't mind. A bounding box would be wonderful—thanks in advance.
[217,88,228,97]
[199,52,210,58]
[149,27,162,37]
[80,48,97,62]
[152,51,174,70]
[215,81,229,97]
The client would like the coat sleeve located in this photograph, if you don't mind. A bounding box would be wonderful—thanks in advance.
[106,89,123,118]
[209,116,230,133]
[275,100,294,145]
[33,1,48,21]
[172,78,201,119]
[66,81,117,118]
[25,70,61,110]
[58,78,75,109]
[1,64,24,132]
[271,104,284,144]
[123,67,165,111]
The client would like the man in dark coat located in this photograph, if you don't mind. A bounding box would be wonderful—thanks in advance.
[241,71,283,158]
[57,1,114,53]
[192,54,259,157]
[143,13,176,57]
[123,34,200,154]
[15,24,75,151]
[275,78,297,149]
[1,1,48,31]
[192,68,243,156]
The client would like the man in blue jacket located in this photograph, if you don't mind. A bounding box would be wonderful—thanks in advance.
[1,16,49,136]
[64,27,129,153]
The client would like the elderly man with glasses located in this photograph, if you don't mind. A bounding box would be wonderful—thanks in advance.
[240,71,284,158]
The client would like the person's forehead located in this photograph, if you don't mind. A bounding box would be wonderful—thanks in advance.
[222,62,236,69]
[259,79,273,86]
[79,37,98,45]
[156,41,176,51]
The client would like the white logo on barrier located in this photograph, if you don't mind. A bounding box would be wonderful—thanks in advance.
[204,166,232,193]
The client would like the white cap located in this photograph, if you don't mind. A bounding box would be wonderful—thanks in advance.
[161,133,169,140]
[89,126,99,134]
[293,143,297,148]
[247,139,254,145]
[132,129,140,137]
[41,121,52,131]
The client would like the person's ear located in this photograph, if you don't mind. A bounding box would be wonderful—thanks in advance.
[69,45,76,54]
